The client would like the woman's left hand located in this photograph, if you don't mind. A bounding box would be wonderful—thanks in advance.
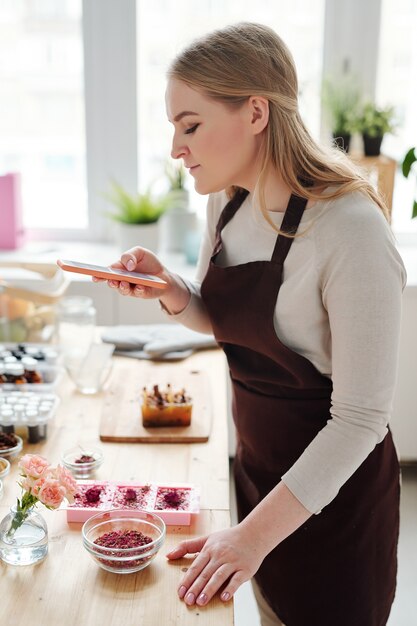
[166,525,267,607]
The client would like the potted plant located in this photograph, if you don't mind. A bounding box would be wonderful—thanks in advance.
[402,147,417,219]
[159,160,197,253]
[165,160,189,211]
[357,102,396,157]
[322,79,359,152]
[106,182,171,252]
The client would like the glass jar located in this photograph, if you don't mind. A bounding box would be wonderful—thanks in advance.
[0,506,48,565]
[56,296,96,374]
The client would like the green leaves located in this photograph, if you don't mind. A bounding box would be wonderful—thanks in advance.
[357,103,396,138]
[165,159,187,191]
[401,148,417,219]
[402,147,416,178]
[106,182,170,224]
[322,79,360,135]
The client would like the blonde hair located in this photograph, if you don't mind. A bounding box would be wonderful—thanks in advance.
[168,22,389,230]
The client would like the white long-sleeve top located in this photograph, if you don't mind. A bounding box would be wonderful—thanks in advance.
[168,189,406,513]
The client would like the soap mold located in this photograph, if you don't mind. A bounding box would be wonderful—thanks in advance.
[65,480,200,526]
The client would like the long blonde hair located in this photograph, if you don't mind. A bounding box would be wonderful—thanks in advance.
[168,22,389,229]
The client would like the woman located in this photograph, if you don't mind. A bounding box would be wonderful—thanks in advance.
[101,23,406,626]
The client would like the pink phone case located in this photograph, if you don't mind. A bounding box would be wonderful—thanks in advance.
[57,259,167,289]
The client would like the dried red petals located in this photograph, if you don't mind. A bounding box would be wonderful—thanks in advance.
[155,487,188,510]
[0,432,19,449]
[74,454,95,464]
[85,487,102,503]
[94,529,152,549]
[93,529,154,570]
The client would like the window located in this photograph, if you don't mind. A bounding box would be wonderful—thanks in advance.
[137,0,325,216]
[0,0,87,231]
[376,0,417,234]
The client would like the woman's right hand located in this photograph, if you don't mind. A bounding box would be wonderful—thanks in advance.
[93,246,191,314]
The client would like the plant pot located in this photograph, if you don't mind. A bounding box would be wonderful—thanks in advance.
[0,506,48,565]
[363,134,383,157]
[159,210,197,253]
[114,221,160,253]
[332,133,351,153]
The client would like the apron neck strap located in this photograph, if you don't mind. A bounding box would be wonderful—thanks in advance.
[271,194,308,265]
[213,188,249,255]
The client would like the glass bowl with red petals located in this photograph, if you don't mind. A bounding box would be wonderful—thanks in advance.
[61,446,104,478]
[81,509,166,574]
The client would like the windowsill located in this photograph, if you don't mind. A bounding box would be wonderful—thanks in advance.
[0,240,198,282]
[0,237,416,288]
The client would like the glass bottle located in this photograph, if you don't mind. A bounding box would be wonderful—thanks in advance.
[56,295,96,365]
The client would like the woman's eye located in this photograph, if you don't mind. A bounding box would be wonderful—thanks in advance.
[185,123,199,135]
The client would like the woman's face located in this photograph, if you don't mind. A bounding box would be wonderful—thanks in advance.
[166,78,264,194]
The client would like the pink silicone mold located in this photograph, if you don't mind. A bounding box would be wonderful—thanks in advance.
[65,481,200,525]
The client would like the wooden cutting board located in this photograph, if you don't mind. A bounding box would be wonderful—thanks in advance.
[99,362,212,443]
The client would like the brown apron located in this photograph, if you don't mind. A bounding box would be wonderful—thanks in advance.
[200,189,400,626]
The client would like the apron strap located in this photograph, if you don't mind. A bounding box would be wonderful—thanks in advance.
[213,188,249,256]
[270,194,308,265]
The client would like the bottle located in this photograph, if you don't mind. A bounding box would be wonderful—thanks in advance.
[21,357,43,384]
[4,362,27,384]
[55,296,97,374]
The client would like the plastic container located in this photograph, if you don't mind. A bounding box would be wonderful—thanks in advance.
[0,363,62,392]
[66,481,200,525]
[0,262,70,343]
[0,391,59,442]
[82,509,166,574]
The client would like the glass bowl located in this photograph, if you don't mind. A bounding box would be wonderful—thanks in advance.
[0,457,11,479]
[82,509,166,574]
[0,434,23,460]
[61,446,104,478]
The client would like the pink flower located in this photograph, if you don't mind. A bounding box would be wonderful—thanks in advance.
[54,465,78,504]
[37,478,66,509]
[30,477,47,497]
[20,475,37,492]
[18,454,50,479]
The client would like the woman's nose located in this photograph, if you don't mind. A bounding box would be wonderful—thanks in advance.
[171,134,189,160]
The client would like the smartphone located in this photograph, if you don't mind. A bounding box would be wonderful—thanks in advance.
[57,259,168,289]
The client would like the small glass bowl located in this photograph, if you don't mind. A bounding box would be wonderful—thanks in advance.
[0,457,11,479]
[0,435,23,460]
[61,446,104,478]
[82,509,166,574]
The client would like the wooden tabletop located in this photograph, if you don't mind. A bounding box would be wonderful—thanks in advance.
[0,349,234,626]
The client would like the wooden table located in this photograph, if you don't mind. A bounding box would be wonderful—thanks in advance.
[349,153,396,218]
[0,349,234,625]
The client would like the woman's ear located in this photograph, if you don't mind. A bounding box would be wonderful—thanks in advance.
[248,96,269,135]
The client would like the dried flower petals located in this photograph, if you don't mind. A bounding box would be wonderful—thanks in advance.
[94,529,152,549]
[93,529,154,569]
[0,432,19,449]
[74,454,95,464]
[155,487,187,510]
[85,487,102,503]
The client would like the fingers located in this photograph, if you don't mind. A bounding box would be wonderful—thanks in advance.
[166,536,208,560]
[106,280,152,299]
[120,247,147,272]
[219,570,248,603]
[183,562,236,607]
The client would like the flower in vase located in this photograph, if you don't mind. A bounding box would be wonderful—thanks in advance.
[9,454,78,535]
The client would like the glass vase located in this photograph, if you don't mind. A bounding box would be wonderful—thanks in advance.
[0,506,48,565]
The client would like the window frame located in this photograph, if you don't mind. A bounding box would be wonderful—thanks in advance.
[24,0,417,245]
